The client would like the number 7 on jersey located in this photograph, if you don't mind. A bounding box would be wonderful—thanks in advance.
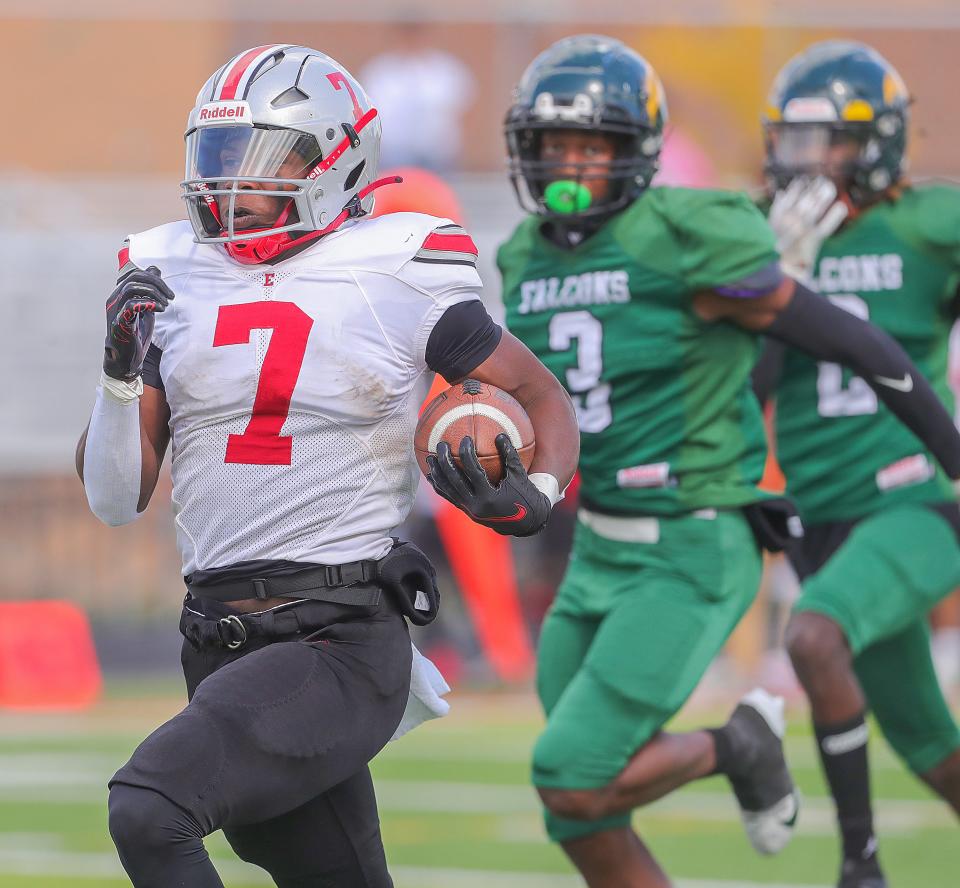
[213,301,314,465]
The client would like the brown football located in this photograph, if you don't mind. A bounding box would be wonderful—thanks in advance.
[414,380,535,486]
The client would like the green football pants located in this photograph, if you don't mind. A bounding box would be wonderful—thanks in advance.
[795,503,960,773]
[534,508,762,843]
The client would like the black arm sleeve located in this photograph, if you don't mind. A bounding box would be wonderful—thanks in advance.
[752,339,785,406]
[765,282,960,479]
[425,299,503,383]
[142,344,164,391]
[948,282,960,321]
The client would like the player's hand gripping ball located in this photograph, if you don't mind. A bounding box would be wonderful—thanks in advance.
[415,380,549,536]
[415,380,535,484]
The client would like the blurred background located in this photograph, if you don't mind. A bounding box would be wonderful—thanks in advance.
[2,2,960,886]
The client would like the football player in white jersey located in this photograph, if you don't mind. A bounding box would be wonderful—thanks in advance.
[77,45,578,888]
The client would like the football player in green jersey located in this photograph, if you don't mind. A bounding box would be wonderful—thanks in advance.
[756,41,960,888]
[425,34,960,888]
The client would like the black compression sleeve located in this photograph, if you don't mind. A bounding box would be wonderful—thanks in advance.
[752,339,785,406]
[425,300,503,383]
[765,282,960,479]
[142,344,164,391]
[949,283,960,321]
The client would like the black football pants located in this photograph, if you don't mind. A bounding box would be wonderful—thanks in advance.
[108,596,412,888]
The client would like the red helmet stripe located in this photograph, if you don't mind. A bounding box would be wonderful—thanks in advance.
[307,108,378,178]
[215,44,287,101]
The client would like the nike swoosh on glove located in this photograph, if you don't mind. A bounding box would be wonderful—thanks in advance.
[426,433,552,537]
[103,265,175,381]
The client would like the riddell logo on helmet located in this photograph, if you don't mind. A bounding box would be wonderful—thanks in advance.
[197,101,252,126]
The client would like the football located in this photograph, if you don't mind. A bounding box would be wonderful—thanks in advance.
[414,380,536,486]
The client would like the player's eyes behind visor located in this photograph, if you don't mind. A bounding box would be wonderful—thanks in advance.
[183,127,323,239]
[523,131,634,184]
[187,127,323,181]
[540,143,615,163]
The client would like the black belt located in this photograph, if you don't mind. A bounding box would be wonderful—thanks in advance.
[187,560,382,604]
[180,600,337,650]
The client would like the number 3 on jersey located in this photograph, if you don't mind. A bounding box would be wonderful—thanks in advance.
[816,294,878,418]
[213,302,314,465]
[548,310,612,433]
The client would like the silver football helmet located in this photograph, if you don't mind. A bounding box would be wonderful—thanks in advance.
[181,44,382,264]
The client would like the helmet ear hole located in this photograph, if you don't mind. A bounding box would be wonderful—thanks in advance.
[344,159,366,191]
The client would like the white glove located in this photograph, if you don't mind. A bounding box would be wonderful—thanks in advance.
[390,643,451,741]
[768,176,849,285]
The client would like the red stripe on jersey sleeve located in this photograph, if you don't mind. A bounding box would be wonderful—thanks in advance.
[422,232,478,255]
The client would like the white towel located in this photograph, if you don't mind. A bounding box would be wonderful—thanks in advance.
[390,642,451,741]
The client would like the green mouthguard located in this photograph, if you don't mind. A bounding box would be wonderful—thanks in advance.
[543,180,592,214]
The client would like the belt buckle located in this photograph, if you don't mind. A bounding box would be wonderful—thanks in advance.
[219,614,247,650]
[324,564,342,587]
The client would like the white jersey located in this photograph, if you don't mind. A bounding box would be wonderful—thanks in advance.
[125,213,482,575]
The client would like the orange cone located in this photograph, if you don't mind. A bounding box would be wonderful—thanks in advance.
[434,502,534,682]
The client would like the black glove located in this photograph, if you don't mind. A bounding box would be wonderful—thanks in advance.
[743,497,804,553]
[103,266,174,381]
[426,433,551,537]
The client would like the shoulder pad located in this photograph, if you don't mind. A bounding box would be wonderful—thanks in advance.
[411,223,478,269]
[125,221,215,281]
[321,212,481,281]
[646,185,758,221]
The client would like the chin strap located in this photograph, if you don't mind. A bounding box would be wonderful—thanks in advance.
[226,176,404,265]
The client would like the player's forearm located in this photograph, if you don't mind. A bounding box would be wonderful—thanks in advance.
[82,376,145,526]
[77,410,161,509]
[516,381,580,492]
[466,328,580,495]
[765,283,960,479]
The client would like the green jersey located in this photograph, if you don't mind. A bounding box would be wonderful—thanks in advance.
[499,186,779,516]
[773,184,960,525]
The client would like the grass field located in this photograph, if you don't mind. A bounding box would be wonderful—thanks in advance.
[0,680,956,888]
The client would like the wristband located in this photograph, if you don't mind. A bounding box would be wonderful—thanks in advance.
[100,370,143,405]
[529,472,563,507]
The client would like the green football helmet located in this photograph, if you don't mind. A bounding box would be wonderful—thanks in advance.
[505,34,667,220]
[763,40,910,205]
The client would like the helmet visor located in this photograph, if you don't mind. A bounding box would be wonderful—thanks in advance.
[766,123,865,182]
[186,125,321,181]
[182,126,323,242]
